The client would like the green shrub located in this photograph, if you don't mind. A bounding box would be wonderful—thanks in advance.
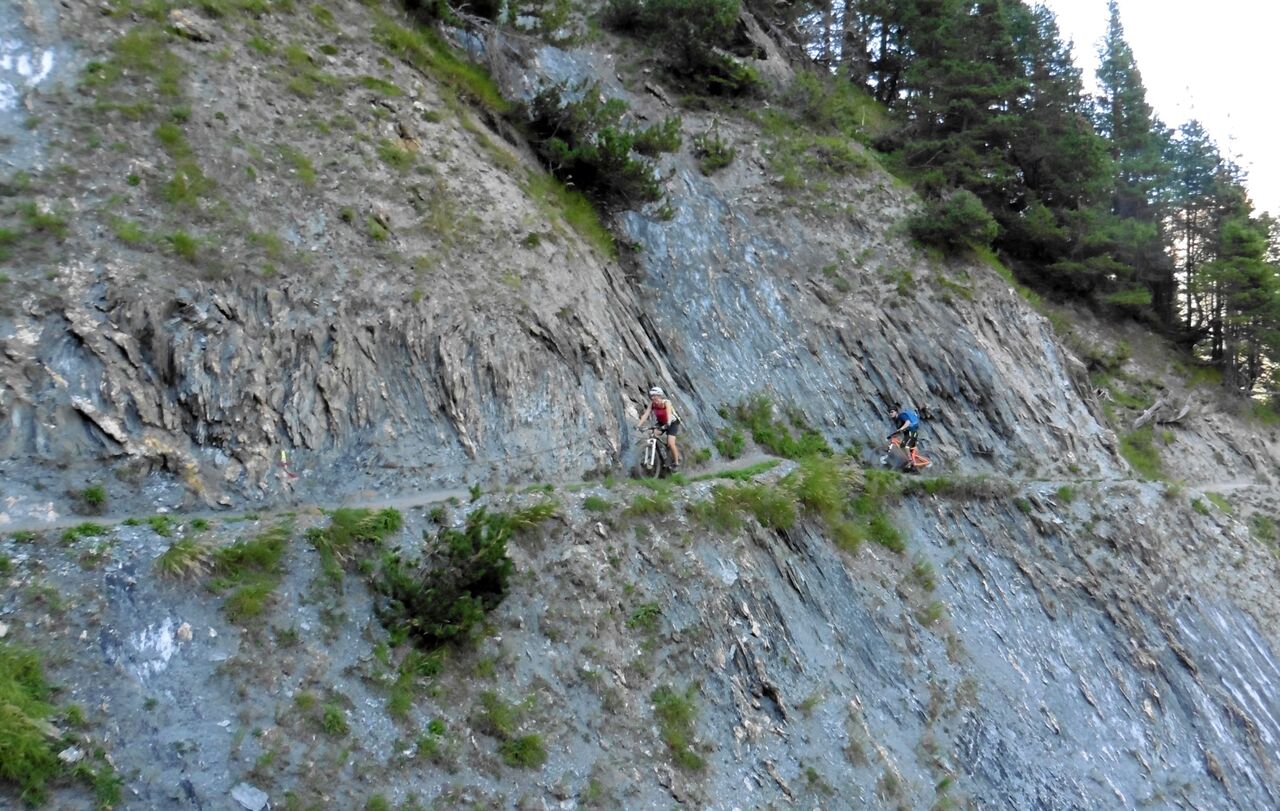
[279,145,317,185]
[827,517,863,553]
[0,643,62,804]
[713,427,745,459]
[692,459,780,482]
[916,600,945,626]
[146,514,175,537]
[500,734,547,768]
[366,216,389,241]
[723,395,830,459]
[474,690,520,738]
[907,189,998,255]
[693,127,736,175]
[1249,399,1280,425]
[18,202,69,239]
[1101,287,1152,309]
[521,81,663,211]
[163,162,215,209]
[626,602,662,632]
[110,217,149,246]
[224,582,275,624]
[375,507,548,649]
[633,116,682,156]
[582,495,612,513]
[509,500,559,529]
[910,557,936,592]
[1055,485,1076,504]
[86,27,185,98]
[154,121,191,159]
[902,476,1012,500]
[651,685,704,770]
[520,169,616,257]
[470,691,544,765]
[733,483,798,529]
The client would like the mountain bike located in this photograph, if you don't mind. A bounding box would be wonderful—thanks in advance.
[635,425,674,479]
[882,435,932,473]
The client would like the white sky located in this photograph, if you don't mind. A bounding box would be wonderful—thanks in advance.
[1039,0,1280,217]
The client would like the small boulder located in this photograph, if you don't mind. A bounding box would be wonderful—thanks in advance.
[58,746,85,765]
[231,782,269,811]
[169,10,216,42]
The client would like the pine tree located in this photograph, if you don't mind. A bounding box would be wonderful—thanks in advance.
[896,1,1027,200]
[1165,120,1226,335]
[1001,3,1111,269]
[1200,209,1279,392]
[1092,0,1174,322]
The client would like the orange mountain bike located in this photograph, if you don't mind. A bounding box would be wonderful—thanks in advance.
[883,435,932,472]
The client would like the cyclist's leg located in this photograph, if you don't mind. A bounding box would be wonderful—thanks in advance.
[665,421,681,465]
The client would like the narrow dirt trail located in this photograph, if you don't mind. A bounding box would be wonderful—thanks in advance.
[0,452,784,536]
[2,446,1267,538]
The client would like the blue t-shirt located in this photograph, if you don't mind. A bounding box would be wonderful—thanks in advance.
[898,410,919,430]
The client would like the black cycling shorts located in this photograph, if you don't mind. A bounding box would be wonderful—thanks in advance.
[659,421,681,435]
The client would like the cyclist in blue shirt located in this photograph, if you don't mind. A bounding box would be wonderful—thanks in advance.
[887,405,921,455]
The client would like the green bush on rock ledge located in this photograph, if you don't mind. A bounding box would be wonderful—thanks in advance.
[374,504,556,649]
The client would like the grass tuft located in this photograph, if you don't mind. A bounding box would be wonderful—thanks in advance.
[1119,427,1163,480]
[62,522,110,544]
[211,523,291,623]
[156,538,215,579]
[373,17,510,114]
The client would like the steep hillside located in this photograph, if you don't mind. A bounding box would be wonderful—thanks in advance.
[2,1,1280,809]
[1,0,1120,521]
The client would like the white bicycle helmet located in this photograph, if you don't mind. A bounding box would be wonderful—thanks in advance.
[649,386,665,397]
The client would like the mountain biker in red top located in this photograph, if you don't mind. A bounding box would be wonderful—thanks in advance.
[887,404,921,467]
[636,386,682,468]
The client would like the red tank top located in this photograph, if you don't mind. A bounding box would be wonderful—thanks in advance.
[653,402,671,424]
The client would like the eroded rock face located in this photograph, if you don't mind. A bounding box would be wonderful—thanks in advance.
[2,24,1115,518]
[6,470,1277,810]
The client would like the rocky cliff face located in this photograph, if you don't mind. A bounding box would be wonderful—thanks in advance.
[2,1,1280,809]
